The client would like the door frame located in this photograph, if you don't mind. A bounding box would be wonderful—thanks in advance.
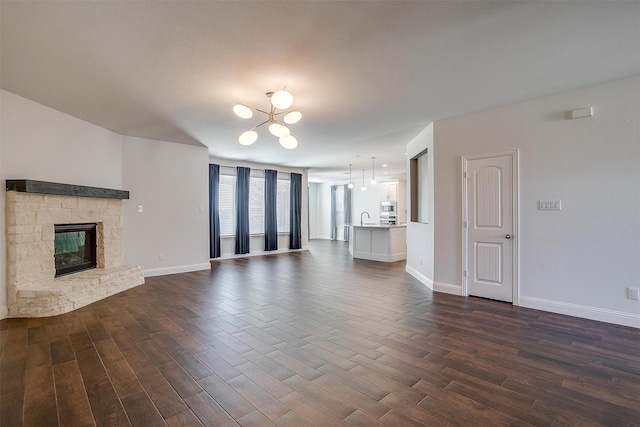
[461,150,520,305]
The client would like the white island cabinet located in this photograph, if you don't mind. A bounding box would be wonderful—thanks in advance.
[349,225,407,262]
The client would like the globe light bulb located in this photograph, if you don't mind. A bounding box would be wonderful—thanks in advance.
[238,130,258,145]
[283,111,302,124]
[279,135,298,149]
[271,90,293,109]
[269,123,290,137]
[233,104,253,119]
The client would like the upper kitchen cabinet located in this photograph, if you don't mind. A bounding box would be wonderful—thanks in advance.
[378,180,407,224]
[379,182,397,201]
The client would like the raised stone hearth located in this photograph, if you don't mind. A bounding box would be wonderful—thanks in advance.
[6,181,144,317]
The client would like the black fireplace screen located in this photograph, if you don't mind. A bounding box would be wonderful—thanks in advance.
[54,223,97,277]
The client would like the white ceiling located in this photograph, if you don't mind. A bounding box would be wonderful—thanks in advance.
[2,1,639,183]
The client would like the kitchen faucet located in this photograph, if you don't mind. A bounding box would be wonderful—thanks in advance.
[360,211,370,226]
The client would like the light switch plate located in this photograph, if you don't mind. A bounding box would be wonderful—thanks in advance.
[538,200,561,210]
[570,107,593,120]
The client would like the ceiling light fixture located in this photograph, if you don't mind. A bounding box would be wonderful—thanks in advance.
[348,164,354,189]
[361,169,367,191]
[370,157,377,185]
[233,88,302,150]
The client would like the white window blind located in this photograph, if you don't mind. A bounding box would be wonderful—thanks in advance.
[249,176,265,234]
[219,175,236,236]
[336,185,345,228]
[277,179,290,233]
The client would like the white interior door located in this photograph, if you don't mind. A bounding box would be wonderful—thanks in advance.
[465,153,515,302]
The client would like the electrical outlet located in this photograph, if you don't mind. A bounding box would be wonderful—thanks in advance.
[627,287,639,300]
[538,200,561,210]
[159,253,165,261]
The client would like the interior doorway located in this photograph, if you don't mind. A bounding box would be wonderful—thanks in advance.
[462,151,519,303]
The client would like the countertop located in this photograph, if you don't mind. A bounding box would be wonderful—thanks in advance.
[352,224,407,228]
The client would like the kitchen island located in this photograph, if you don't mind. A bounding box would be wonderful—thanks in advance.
[349,224,407,262]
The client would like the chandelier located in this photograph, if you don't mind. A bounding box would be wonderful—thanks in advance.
[233,88,302,150]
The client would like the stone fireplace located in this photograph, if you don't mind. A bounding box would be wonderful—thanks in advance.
[6,180,144,317]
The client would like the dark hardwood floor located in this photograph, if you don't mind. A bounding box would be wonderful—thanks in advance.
[1,240,639,426]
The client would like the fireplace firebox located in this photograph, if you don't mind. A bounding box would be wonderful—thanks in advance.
[54,223,97,277]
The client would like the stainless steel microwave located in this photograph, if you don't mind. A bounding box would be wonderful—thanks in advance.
[380,201,397,213]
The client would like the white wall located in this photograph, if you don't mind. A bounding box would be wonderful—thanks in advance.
[405,124,435,290]
[0,90,124,317]
[123,136,210,276]
[432,76,640,327]
[313,182,333,239]
[352,181,381,225]
[308,183,322,239]
[209,156,309,257]
[1,90,124,187]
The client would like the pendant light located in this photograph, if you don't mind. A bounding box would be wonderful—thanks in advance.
[370,157,377,185]
[348,164,354,189]
[361,169,366,191]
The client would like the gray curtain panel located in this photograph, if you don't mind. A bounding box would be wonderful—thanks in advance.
[330,185,337,240]
[289,172,302,249]
[235,166,251,254]
[264,169,278,251]
[344,186,351,241]
[208,164,221,258]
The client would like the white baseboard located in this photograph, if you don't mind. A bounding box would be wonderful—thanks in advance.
[144,262,211,278]
[310,236,332,240]
[213,247,309,261]
[406,265,433,290]
[519,296,640,329]
[434,281,464,296]
[0,306,8,320]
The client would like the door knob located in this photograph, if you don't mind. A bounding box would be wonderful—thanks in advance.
[505,234,511,239]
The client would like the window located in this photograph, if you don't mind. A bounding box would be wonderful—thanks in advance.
[249,176,264,234]
[219,174,236,235]
[335,185,345,228]
[218,169,292,236]
[277,178,290,233]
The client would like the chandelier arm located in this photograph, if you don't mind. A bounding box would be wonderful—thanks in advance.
[254,108,271,115]
[253,118,270,129]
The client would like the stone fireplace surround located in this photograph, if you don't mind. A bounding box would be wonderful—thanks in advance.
[6,180,144,317]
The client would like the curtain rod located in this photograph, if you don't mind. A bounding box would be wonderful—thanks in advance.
[213,164,296,175]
